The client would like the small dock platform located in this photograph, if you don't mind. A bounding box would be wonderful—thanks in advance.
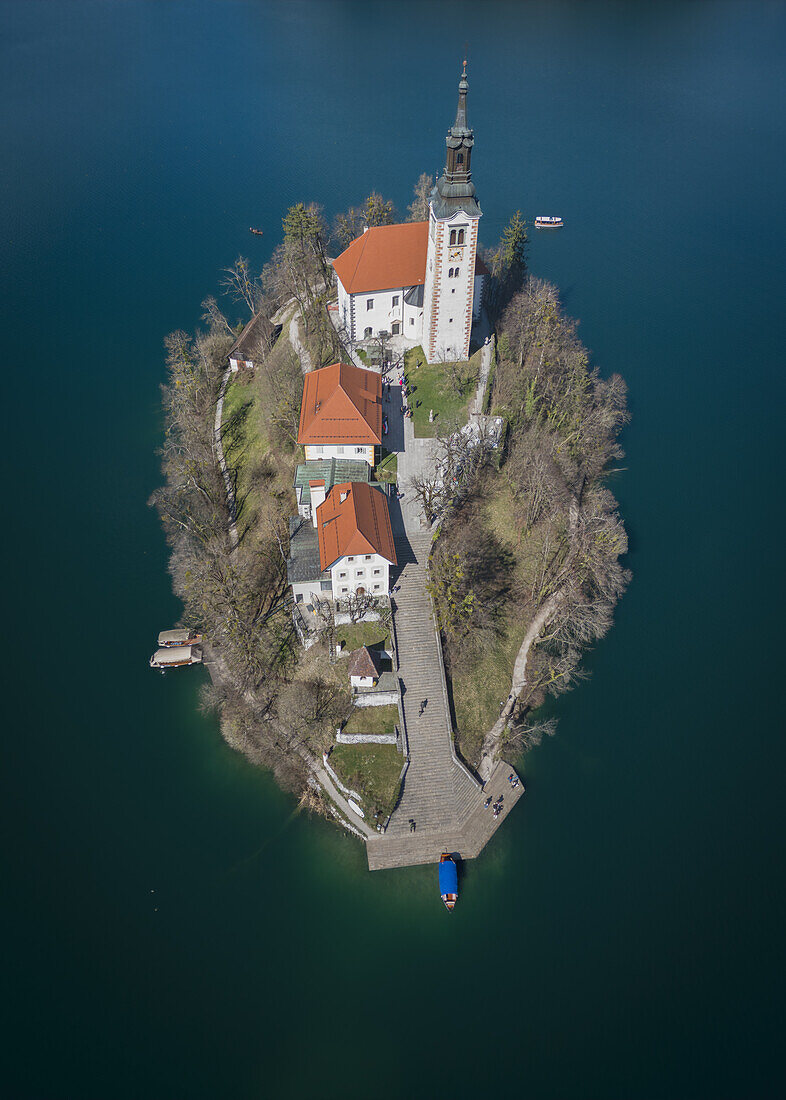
[366,760,525,871]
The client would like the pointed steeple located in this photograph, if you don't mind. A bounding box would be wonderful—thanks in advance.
[454,57,469,132]
[430,60,481,220]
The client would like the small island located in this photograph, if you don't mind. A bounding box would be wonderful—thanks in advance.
[152,63,629,870]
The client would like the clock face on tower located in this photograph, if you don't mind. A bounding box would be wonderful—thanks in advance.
[449,248,462,260]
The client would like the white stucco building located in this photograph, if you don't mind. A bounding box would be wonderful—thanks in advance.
[332,62,485,364]
[297,360,382,467]
[286,481,397,605]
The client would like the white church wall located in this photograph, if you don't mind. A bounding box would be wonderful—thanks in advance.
[473,273,485,320]
[424,209,480,363]
[337,279,352,338]
[348,286,407,341]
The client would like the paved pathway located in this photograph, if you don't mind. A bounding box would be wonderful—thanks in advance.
[366,528,525,870]
[214,366,240,555]
[385,533,480,831]
[469,333,495,416]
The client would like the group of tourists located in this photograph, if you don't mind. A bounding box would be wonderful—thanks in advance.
[484,793,505,818]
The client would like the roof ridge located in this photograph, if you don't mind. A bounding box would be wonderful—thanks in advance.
[346,232,367,294]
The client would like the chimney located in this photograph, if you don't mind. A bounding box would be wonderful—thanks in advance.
[309,480,326,526]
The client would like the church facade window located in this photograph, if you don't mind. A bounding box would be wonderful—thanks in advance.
[449,229,456,246]
[366,298,374,310]
[392,322,400,334]
[457,228,465,245]
[392,295,399,307]
[364,326,372,338]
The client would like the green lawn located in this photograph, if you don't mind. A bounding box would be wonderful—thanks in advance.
[448,622,525,768]
[403,346,477,437]
[444,482,553,767]
[221,373,269,532]
[342,703,399,738]
[329,742,403,823]
[335,621,390,653]
[375,447,398,484]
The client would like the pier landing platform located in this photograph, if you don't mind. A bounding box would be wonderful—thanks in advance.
[366,761,526,871]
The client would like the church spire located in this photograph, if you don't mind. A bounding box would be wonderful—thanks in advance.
[454,57,469,132]
[430,61,481,219]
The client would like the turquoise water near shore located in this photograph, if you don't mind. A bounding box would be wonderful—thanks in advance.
[2,2,785,1097]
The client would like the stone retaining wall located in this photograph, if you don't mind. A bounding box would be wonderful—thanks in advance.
[352,690,399,707]
[335,732,398,745]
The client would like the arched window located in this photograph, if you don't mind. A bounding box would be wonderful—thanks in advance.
[457,153,464,165]
[447,267,453,278]
[457,229,465,245]
[449,229,456,246]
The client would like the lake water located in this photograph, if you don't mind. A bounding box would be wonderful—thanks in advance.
[2,2,785,1097]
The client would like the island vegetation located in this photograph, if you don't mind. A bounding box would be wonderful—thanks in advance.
[151,173,629,826]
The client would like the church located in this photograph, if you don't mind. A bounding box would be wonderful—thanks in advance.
[332,62,487,365]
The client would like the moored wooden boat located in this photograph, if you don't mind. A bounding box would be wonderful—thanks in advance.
[249,227,264,236]
[158,628,203,648]
[149,645,202,670]
[438,852,458,910]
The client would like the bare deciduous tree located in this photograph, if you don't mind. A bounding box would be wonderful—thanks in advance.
[407,172,433,221]
[222,256,262,314]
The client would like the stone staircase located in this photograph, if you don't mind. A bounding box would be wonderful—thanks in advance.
[359,510,526,870]
[366,532,524,870]
[385,533,478,835]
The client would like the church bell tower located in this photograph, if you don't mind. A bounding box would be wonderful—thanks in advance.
[422,60,482,364]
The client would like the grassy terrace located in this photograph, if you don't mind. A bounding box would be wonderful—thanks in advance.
[342,703,398,738]
[329,741,403,823]
[404,345,480,437]
[445,480,545,766]
[220,322,299,548]
[335,621,390,653]
[375,447,398,484]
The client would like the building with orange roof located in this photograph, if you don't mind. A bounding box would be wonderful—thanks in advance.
[332,63,486,363]
[316,482,396,601]
[298,361,382,467]
[287,481,396,605]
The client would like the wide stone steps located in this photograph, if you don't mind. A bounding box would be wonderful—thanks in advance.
[364,531,517,868]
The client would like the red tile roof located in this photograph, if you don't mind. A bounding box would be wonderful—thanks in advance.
[316,482,397,570]
[298,362,382,446]
[332,222,428,294]
[347,646,380,679]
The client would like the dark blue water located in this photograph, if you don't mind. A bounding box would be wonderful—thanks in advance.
[2,3,785,1097]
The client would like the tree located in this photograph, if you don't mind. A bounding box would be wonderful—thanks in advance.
[282,201,329,287]
[362,192,396,227]
[407,173,433,221]
[484,211,529,321]
[222,256,262,314]
[332,192,397,250]
[201,295,236,338]
[342,591,384,624]
[500,209,528,285]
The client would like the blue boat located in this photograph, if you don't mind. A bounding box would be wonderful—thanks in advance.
[438,853,458,911]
